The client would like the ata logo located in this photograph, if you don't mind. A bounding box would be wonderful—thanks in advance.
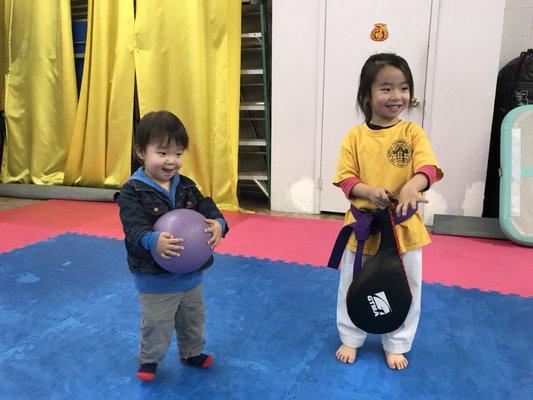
[370,23,389,42]
[514,89,529,106]
[367,291,392,317]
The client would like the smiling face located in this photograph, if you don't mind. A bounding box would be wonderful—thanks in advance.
[369,65,411,126]
[137,140,184,188]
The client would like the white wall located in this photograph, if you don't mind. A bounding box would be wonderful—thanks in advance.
[499,0,533,69]
[423,0,505,220]
[271,0,506,219]
[271,0,323,213]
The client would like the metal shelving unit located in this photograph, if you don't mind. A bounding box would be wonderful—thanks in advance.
[238,0,271,201]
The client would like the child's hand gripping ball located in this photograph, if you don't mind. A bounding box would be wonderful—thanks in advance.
[151,209,213,273]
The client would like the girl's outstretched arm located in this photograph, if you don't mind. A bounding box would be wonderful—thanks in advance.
[396,173,429,216]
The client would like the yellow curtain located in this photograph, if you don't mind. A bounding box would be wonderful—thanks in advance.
[0,0,77,184]
[1,0,6,110]
[63,0,135,187]
[135,0,241,210]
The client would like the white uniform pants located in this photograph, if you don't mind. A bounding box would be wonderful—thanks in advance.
[336,248,422,354]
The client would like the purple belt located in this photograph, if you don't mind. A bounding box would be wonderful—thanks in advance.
[327,204,416,279]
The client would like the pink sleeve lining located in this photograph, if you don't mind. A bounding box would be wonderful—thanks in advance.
[416,165,437,191]
[337,177,362,198]
[337,167,435,197]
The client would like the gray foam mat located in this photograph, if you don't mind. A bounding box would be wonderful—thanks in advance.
[432,214,506,239]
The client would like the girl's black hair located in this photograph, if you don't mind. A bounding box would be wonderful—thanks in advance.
[356,53,414,122]
[135,110,189,152]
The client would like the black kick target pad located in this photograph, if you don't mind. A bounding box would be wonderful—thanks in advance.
[346,209,412,334]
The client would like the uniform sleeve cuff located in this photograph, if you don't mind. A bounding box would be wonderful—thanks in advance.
[337,177,362,198]
[416,165,437,191]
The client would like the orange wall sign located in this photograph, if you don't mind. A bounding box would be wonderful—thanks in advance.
[370,23,389,41]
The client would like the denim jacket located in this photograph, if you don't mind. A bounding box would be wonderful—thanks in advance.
[116,173,228,275]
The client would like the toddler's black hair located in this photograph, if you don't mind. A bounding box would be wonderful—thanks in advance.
[135,110,189,153]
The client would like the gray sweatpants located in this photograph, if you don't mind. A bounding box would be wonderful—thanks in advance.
[337,248,423,354]
[138,283,205,364]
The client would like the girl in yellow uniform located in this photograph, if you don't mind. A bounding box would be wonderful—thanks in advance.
[333,53,443,370]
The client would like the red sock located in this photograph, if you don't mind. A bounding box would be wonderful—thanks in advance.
[137,363,157,381]
[180,353,213,368]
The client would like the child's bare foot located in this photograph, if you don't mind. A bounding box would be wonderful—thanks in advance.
[384,351,408,370]
[335,344,356,364]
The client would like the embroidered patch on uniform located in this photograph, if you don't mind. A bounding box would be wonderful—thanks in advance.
[387,139,412,167]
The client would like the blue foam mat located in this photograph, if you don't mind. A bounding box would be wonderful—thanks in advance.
[0,234,531,399]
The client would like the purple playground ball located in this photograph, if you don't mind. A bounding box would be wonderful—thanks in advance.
[151,209,213,273]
